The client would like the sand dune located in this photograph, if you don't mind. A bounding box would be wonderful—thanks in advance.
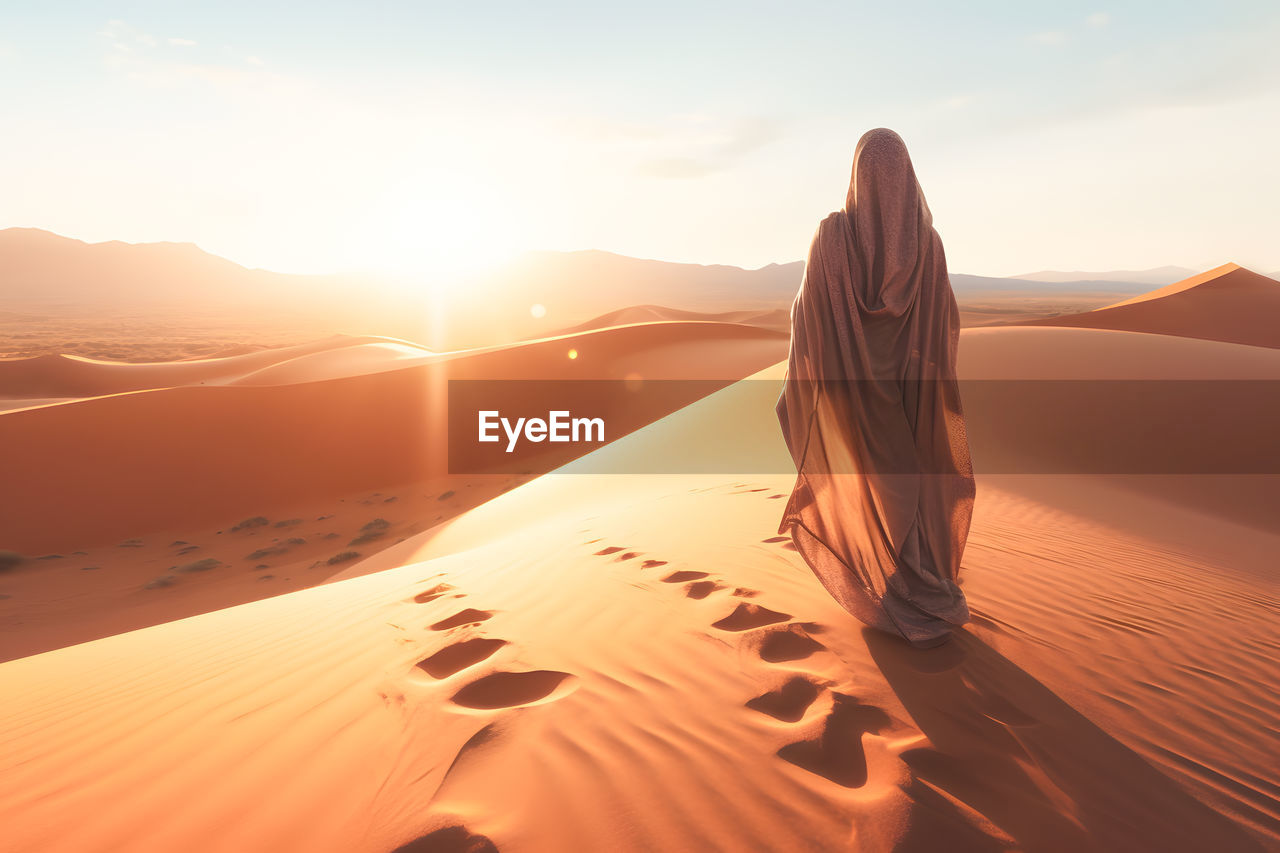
[1,357,1274,852]
[553,304,791,336]
[1023,264,1280,348]
[226,341,439,386]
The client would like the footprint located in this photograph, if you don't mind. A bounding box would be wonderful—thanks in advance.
[757,625,826,662]
[417,638,508,679]
[662,570,709,583]
[640,559,668,569]
[413,583,455,604]
[431,609,493,631]
[733,587,760,598]
[450,670,574,709]
[685,581,724,600]
[777,694,894,788]
[614,551,640,562]
[767,494,786,500]
[762,536,790,544]
[747,675,822,722]
[712,603,791,632]
[594,546,624,556]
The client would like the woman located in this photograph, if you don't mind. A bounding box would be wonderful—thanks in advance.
[776,128,975,648]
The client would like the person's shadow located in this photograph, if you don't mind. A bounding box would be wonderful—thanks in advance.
[864,628,1265,852]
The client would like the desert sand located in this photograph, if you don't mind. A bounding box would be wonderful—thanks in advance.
[1,265,1277,851]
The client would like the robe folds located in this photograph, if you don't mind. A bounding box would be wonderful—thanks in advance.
[776,128,976,647]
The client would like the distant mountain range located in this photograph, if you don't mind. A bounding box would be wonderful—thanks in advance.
[2,228,1274,348]
[1011,266,1199,285]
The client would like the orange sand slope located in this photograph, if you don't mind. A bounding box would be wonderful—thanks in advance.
[1,353,1276,852]
[1022,263,1280,348]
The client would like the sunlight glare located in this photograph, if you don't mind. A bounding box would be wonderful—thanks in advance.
[345,177,523,292]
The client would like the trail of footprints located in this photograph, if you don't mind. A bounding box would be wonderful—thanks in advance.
[404,579,574,710]
[401,513,902,792]
[586,529,905,791]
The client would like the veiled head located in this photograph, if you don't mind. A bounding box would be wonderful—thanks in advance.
[844,128,934,307]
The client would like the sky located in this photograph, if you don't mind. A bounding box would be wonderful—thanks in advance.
[2,1,1278,282]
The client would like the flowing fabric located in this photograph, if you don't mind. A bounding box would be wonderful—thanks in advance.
[776,128,975,647]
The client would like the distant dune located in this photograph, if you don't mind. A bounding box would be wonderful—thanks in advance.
[0,335,414,399]
[553,304,791,336]
[1022,264,1280,348]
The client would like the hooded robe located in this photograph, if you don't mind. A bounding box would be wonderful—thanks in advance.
[776,128,975,647]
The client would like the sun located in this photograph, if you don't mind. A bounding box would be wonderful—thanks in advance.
[345,177,523,289]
